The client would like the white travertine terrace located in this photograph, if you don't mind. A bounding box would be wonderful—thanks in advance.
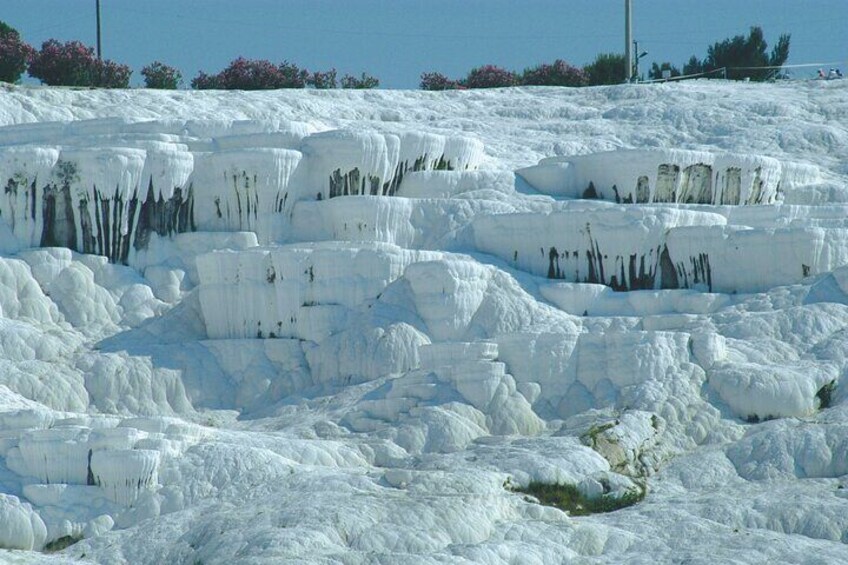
[0,81,846,562]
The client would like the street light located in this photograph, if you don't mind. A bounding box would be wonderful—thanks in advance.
[632,41,648,82]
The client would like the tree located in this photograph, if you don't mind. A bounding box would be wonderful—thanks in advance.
[0,20,34,84]
[702,26,790,81]
[768,33,791,78]
[648,62,681,81]
[584,53,625,86]
[682,55,704,76]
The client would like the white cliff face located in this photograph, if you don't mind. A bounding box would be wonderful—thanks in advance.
[0,81,846,563]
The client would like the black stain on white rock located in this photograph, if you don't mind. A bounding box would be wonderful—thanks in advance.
[41,161,78,249]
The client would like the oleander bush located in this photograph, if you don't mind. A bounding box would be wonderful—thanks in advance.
[464,64,517,89]
[189,71,221,90]
[308,69,338,89]
[521,59,588,87]
[340,72,380,89]
[421,60,586,90]
[141,61,182,89]
[420,71,460,91]
[192,58,377,90]
[29,39,130,88]
[192,57,308,90]
[0,21,34,84]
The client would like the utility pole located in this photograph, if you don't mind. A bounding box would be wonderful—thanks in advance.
[624,0,632,82]
[96,0,102,59]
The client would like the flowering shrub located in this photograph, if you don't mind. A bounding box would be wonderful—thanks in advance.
[96,60,132,88]
[141,61,182,89]
[464,65,517,89]
[219,57,284,89]
[192,57,308,90]
[28,39,130,87]
[308,69,337,89]
[191,58,380,90]
[521,59,588,87]
[189,71,220,90]
[0,21,34,84]
[340,72,380,89]
[419,72,460,91]
[420,60,592,90]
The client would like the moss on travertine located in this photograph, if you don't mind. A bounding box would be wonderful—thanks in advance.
[508,480,645,516]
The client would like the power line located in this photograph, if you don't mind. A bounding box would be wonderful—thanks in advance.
[116,6,623,42]
[24,15,90,36]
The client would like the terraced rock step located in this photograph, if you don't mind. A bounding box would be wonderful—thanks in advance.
[0,120,483,263]
[517,149,821,205]
[474,207,848,293]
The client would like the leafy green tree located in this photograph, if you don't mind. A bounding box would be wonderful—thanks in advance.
[695,26,790,81]
[648,62,681,81]
[584,53,625,86]
[682,55,704,76]
[768,33,791,78]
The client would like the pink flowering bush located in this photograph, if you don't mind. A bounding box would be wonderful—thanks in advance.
[192,58,380,90]
[464,65,517,89]
[218,57,286,89]
[0,21,34,84]
[28,39,130,87]
[308,69,337,89]
[192,57,309,90]
[141,61,182,89]
[521,59,588,87]
[419,72,460,91]
[420,60,591,90]
[189,71,220,90]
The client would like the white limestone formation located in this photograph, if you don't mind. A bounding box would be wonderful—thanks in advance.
[0,494,47,551]
[517,149,819,205]
[0,80,844,564]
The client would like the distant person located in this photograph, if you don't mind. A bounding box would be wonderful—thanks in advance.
[837,69,844,79]
[818,68,826,79]
[828,68,838,79]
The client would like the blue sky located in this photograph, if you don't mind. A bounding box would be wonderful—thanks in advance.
[4,0,847,88]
